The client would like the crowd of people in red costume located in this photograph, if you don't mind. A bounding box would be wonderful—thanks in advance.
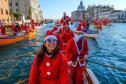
[0,19,40,36]
[29,12,89,84]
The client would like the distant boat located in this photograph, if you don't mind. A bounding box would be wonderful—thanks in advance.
[0,31,36,46]
[84,30,99,39]
[94,24,104,29]
[84,33,98,39]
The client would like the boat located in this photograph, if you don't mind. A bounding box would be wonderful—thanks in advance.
[85,68,100,84]
[106,23,112,26]
[83,30,99,39]
[0,31,36,46]
[94,24,104,29]
[84,33,98,39]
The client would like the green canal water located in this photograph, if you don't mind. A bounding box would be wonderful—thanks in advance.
[0,23,126,84]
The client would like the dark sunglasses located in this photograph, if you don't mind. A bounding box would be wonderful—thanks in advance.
[46,39,57,43]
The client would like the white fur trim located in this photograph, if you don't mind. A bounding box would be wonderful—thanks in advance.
[44,35,57,41]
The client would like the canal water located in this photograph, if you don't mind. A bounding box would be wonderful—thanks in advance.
[0,23,126,84]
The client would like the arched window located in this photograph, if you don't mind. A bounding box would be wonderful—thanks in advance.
[6,9,8,15]
[1,8,3,14]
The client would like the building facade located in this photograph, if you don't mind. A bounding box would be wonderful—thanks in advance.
[71,0,85,20]
[0,0,10,23]
[9,0,43,22]
[109,10,126,22]
[109,10,121,21]
[98,10,112,19]
[87,5,114,19]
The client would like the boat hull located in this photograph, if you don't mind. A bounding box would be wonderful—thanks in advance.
[84,33,98,39]
[0,32,36,46]
[85,68,100,84]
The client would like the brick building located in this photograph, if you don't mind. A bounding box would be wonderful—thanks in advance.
[0,0,10,23]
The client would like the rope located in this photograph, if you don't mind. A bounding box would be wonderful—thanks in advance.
[0,51,37,61]
[71,58,126,73]
[88,60,126,72]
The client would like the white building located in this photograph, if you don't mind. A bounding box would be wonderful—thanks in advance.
[109,10,126,22]
[118,10,126,20]
[71,0,85,20]
[87,5,114,19]
[98,10,112,19]
[109,10,120,21]
[9,0,43,22]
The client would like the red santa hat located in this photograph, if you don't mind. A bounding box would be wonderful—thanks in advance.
[44,35,57,41]
[44,31,57,41]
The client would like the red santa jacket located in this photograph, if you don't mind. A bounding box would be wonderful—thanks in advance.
[65,37,88,62]
[60,28,74,51]
[82,20,87,30]
[29,51,70,84]
[51,27,58,32]
[60,16,71,26]
[60,28,74,43]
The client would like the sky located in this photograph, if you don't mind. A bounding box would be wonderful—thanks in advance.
[40,0,126,19]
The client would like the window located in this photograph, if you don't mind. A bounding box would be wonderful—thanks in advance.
[15,2,18,6]
[2,19,5,22]
[7,17,9,22]
[6,9,8,15]
[16,9,18,12]
[9,3,12,6]
[1,8,3,15]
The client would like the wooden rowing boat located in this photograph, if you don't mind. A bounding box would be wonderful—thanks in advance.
[0,32,36,46]
[15,67,99,84]
[85,68,100,84]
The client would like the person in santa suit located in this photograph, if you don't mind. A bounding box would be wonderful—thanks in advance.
[30,19,35,30]
[0,24,6,35]
[77,20,84,32]
[81,19,87,33]
[65,26,88,84]
[60,12,71,26]
[29,33,70,84]
[51,21,61,33]
[60,24,74,53]
[51,21,62,51]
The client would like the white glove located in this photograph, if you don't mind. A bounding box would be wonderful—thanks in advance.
[84,55,88,60]
[68,61,72,65]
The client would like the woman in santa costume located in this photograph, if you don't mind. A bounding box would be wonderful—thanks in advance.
[65,26,88,84]
[29,33,70,84]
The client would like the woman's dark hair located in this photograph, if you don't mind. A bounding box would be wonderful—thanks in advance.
[36,43,59,65]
